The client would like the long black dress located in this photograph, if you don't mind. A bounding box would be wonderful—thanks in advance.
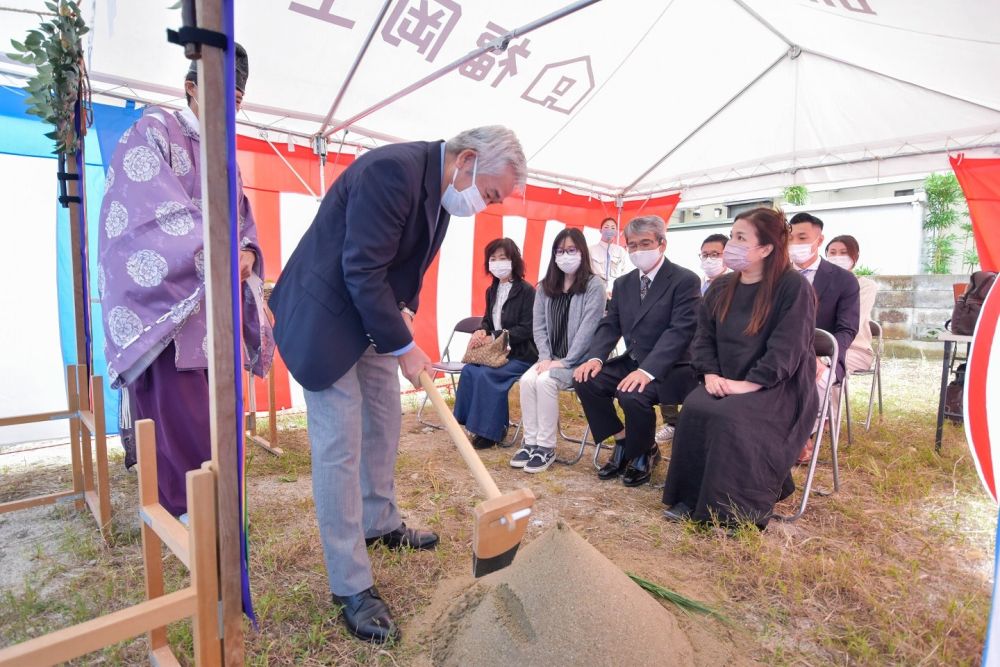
[662,269,818,528]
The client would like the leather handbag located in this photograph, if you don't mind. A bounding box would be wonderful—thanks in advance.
[462,330,510,368]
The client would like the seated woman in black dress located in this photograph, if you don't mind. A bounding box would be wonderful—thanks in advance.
[662,207,818,529]
[454,237,538,449]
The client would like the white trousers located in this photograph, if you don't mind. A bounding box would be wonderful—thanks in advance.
[519,369,562,449]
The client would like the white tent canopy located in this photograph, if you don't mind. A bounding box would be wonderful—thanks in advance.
[2,0,999,201]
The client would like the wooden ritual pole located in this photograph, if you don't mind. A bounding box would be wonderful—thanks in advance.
[194,0,244,662]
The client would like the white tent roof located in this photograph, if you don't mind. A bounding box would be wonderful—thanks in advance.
[2,0,999,201]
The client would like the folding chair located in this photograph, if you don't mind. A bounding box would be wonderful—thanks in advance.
[840,320,884,445]
[416,315,522,446]
[554,387,596,465]
[775,328,841,522]
[416,316,480,429]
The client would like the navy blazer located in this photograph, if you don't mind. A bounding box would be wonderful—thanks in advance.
[269,141,449,391]
[586,257,701,379]
[811,258,860,381]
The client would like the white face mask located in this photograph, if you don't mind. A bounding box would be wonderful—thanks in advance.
[629,248,662,274]
[826,255,854,271]
[700,256,726,278]
[555,253,582,274]
[600,228,616,242]
[441,155,487,217]
[789,242,816,266]
[489,259,512,280]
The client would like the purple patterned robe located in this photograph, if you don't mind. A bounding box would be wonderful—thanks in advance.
[98,106,273,387]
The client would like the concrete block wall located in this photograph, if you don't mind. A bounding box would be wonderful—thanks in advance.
[871,274,965,342]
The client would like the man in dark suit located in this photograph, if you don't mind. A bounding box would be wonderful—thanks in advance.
[788,212,860,461]
[269,127,525,643]
[573,215,701,487]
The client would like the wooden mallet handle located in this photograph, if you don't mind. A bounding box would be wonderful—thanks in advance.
[419,371,502,500]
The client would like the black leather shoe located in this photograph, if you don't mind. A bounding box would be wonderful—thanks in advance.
[622,444,660,487]
[333,587,399,644]
[662,501,693,522]
[472,435,497,450]
[365,523,439,550]
[597,440,628,480]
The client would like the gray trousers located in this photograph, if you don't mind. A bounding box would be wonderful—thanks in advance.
[304,347,403,596]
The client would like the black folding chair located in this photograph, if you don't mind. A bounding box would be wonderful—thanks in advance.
[840,320,884,445]
[416,316,480,429]
[775,328,841,522]
[416,316,522,446]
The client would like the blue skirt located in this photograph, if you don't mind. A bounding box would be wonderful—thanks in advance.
[453,359,532,442]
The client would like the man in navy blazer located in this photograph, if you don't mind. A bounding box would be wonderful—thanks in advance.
[573,215,701,487]
[269,127,525,643]
[788,212,860,461]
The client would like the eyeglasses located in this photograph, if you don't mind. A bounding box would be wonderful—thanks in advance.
[626,239,660,252]
[698,251,722,260]
[554,247,579,256]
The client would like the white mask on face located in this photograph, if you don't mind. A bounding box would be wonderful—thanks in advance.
[555,253,582,274]
[789,242,816,266]
[629,248,662,274]
[600,228,616,243]
[489,260,512,280]
[827,255,854,271]
[441,155,488,217]
[700,256,726,278]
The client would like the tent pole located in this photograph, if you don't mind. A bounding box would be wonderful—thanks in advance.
[190,0,244,663]
[261,133,319,199]
[318,0,392,136]
[626,141,1000,199]
[322,0,604,139]
[730,0,794,46]
[620,50,788,195]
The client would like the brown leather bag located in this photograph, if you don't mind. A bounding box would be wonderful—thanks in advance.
[950,271,997,335]
[462,330,510,368]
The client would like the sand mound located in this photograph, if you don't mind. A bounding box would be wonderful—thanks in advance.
[426,522,695,666]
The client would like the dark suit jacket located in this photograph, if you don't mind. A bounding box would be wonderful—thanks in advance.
[268,141,449,391]
[586,257,701,380]
[812,258,860,381]
[480,279,538,363]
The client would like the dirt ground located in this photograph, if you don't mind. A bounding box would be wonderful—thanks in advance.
[0,358,994,665]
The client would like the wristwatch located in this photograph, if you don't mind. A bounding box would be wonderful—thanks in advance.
[399,303,416,319]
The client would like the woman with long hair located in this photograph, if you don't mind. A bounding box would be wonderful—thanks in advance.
[509,228,606,473]
[454,238,538,449]
[661,207,818,529]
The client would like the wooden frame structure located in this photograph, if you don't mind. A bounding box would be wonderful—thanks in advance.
[245,366,282,456]
[0,364,112,540]
[0,419,221,666]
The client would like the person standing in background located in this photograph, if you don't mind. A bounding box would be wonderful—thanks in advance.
[589,216,632,299]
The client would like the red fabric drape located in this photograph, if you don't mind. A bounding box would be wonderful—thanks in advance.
[951,154,1000,272]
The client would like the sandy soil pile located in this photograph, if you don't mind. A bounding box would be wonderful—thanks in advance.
[424,522,695,666]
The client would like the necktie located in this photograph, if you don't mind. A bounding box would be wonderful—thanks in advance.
[640,275,651,301]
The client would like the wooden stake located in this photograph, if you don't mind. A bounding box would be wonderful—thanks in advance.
[91,374,112,540]
[194,1,244,662]
[189,464,222,666]
[136,419,168,654]
[64,152,88,369]
[66,365,85,511]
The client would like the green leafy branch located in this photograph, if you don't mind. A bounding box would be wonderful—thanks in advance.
[7,1,91,155]
[782,185,809,207]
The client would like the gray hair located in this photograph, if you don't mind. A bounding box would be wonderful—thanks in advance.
[624,215,667,243]
[446,126,527,187]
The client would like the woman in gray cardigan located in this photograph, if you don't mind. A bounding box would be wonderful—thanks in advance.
[511,228,606,473]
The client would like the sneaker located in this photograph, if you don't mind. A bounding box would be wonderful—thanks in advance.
[524,447,556,473]
[509,445,535,468]
[472,435,497,450]
[655,425,675,444]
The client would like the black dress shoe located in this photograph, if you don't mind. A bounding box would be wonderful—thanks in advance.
[365,523,439,550]
[333,587,399,644]
[662,501,693,522]
[597,440,628,480]
[622,444,660,487]
[472,435,497,450]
